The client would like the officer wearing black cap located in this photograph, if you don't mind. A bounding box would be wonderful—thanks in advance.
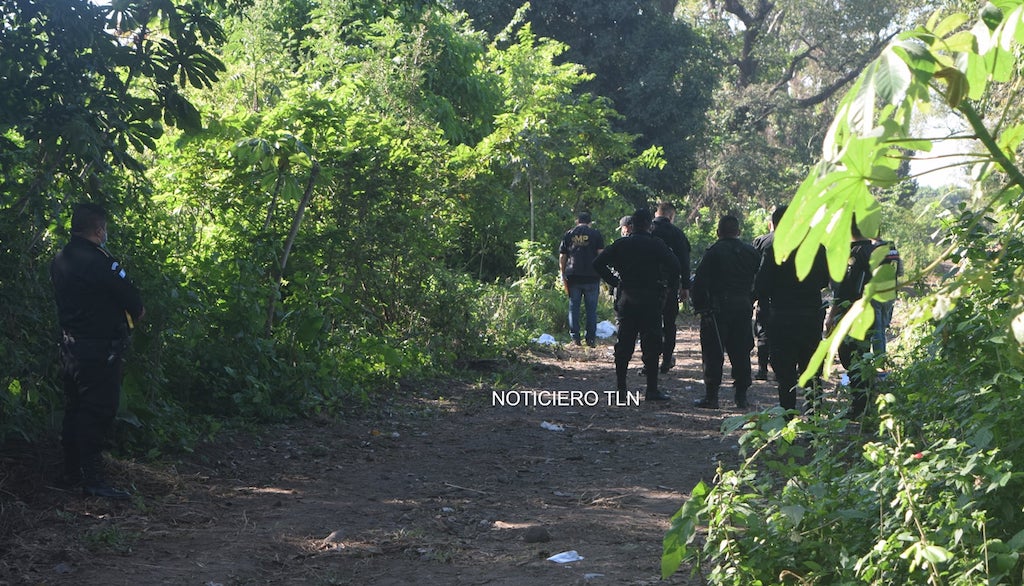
[593,208,680,401]
[51,203,145,499]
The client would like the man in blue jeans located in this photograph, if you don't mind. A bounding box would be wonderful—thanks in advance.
[559,212,605,346]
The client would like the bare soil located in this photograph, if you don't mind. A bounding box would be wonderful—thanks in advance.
[1,317,774,586]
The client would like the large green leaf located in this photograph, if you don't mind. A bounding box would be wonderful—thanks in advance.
[873,50,913,104]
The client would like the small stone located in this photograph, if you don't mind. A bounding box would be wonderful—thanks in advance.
[523,526,551,543]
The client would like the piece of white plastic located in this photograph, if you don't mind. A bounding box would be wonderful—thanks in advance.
[595,320,617,339]
[540,421,564,432]
[547,550,584,563]
[532,333,558,345]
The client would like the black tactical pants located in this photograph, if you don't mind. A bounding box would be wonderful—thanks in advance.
[768,309,825,410]
[614,288,665,392]
[60,338,124,476]
[699,303,754,394]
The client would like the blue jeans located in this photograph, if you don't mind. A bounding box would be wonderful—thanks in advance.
[568,281,601,342]
[871,300,894,355]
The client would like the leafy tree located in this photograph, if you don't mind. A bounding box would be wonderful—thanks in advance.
[129,0,649,426]
[450,0,719,200]
[679,0,921,215]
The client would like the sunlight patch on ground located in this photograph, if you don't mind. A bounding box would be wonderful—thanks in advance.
[233,486,297,495]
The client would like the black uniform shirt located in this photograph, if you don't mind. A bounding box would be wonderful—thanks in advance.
[753,233,830,314]
[691,237,760,313]
[51,235,144,340]
[593,232,680,291]
[651,216,691,290]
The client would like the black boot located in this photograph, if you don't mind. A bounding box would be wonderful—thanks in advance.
[754,346,769,380]
[779,384,797,412]
[54,446,83,489]
[734,387,749,409]
[659,355,675,374]
[845,391,869,420]
[694,388,719,409]
[82,454,130,500]
[645,368,670,401]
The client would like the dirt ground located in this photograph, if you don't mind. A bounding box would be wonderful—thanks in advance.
[1,317,778,586]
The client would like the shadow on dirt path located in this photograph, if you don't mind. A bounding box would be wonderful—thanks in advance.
[1,317,781,585]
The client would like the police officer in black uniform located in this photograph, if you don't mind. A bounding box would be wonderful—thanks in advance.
[650,201,691,373]
[750,210,778,381]
[51,203,145,499]
[691,215,760,409]
[753,205,830,413]
[594,208,680,401]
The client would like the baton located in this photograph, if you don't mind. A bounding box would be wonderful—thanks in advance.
[707,311,725,355]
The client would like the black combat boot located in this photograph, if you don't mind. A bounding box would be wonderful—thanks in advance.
[734,387,749,409]
[645,368,670,401]
[54,447,83,489]
[81,454,131,500]
[694,387,719,409]
[659,355,675,374]
[615,361,631,402]
[754,346,769,380]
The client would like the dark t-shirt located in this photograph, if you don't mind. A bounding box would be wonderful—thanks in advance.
[559,224,605,283]
[51,235,144,339]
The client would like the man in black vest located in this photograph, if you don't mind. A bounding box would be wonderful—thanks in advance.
[51,203,145,499]
[750,209,779,381]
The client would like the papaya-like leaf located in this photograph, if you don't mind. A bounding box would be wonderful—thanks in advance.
[996,5,1022,49]
[662,481,709,579]
[933,12,972,38]
[986,46,1015,82]
[875,50,912,104]
[962,51,987,100]
[942,30,979,53]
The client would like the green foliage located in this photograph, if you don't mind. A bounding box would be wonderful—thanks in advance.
[664,2,1024,584]
[451,0,719,197]
[4,3,624,496]
[1,0,227,446]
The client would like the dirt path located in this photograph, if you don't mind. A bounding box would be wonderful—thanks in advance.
[1,318,777,585]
